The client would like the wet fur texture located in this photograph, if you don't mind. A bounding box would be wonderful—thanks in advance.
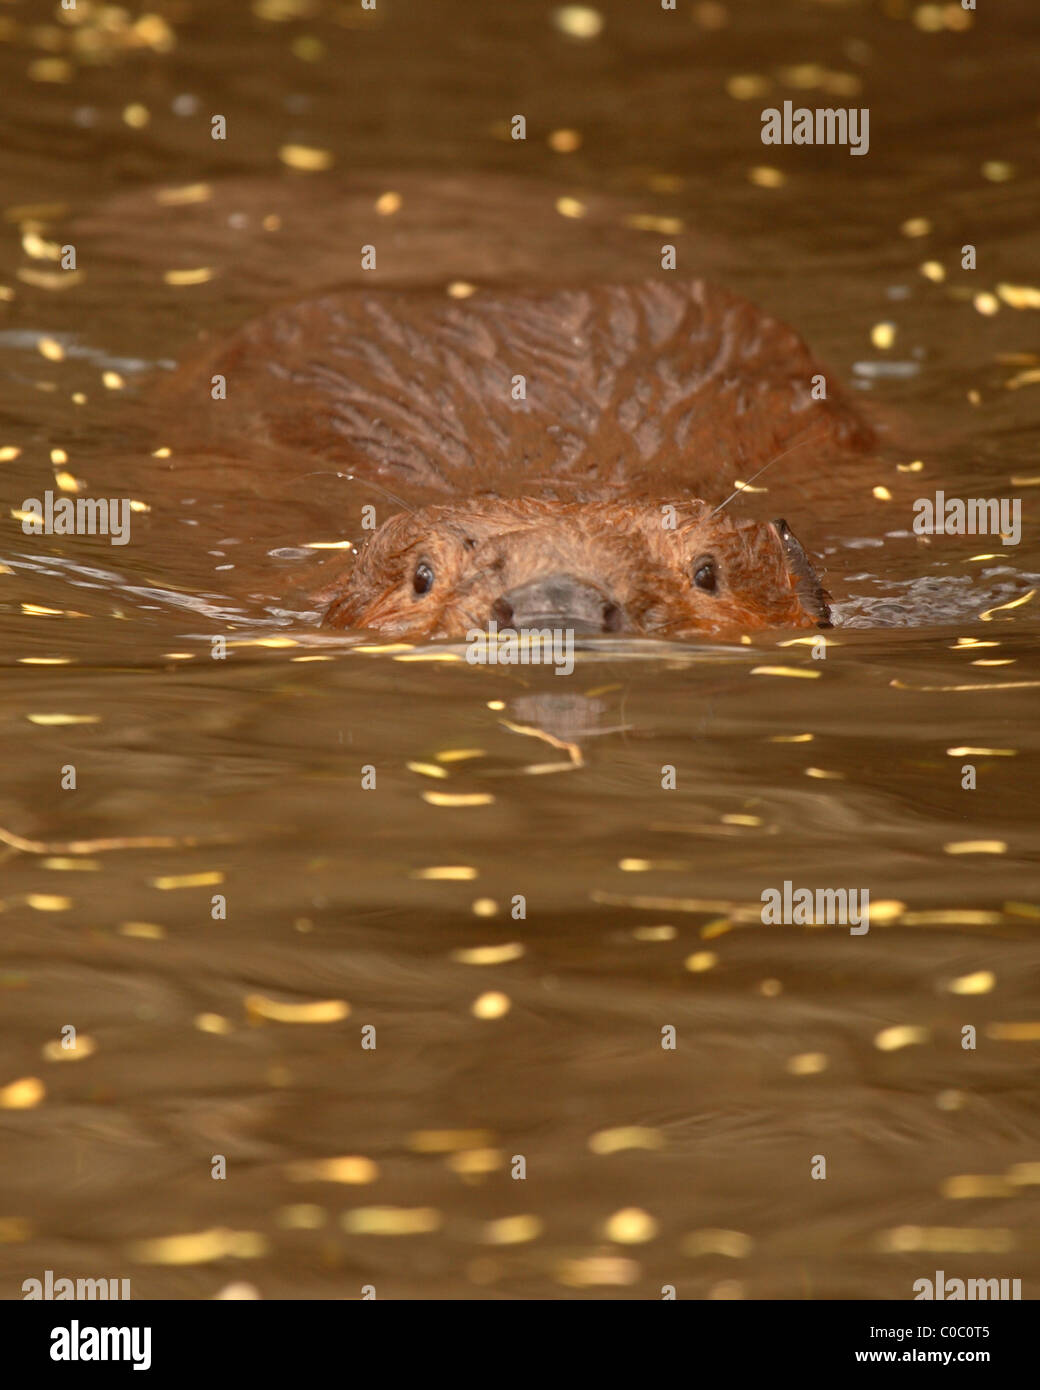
[322,497,831,638]
[163,278,872,638]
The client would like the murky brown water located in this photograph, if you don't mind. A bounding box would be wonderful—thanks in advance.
[1,0,1038,1300]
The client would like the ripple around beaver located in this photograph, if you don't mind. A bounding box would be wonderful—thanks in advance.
[0,172,1022,642]
[135,272,937,639]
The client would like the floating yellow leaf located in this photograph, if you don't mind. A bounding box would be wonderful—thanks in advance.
[588,1127,665,1155]
[375,191,401,215]
[681,1229,753,1258]
[27,713,99,725]
[119,922,165,940]
[943,840,1007,855]
[285,1156,378,1184]
[341,1207,441,1235]
[749,167,785,188]
[604,1208,658,1244]
[471,991,510,1020]
[786,1052,827,1075]
[155,184,213,206]
[194,1013,231,1033]
[552,6,604,40]
[163,267,214,286]
[877,1225,1013,1254]
[279,144,333,172]
[482,1215,543,1244]
[151,871,224,889]
[129,1228,268,1264]
[42,1036,96,1062]
[0,1077,45,1109]
[422,791,495,807]
[875,1025,930,1051]
[409,1129,494,1153]
[901,217,932,238]
[245,995,349,1024]
[997,283,1040,310]
[451,943,524,965]
[940,1175,1015,1199]
[556,1256,639,1287]
[871,322,896,349]
[946,971,995,995]
[684,951,717,972]
[548,128,582,152]
[985,1022,1040,1042]
[750,666,820,679]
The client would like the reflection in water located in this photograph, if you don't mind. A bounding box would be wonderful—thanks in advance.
[0,0,1038,1301]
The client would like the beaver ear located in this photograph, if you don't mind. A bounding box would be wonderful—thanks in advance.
[771,518,832,628]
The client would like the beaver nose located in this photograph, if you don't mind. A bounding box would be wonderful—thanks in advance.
[492,574,624,634]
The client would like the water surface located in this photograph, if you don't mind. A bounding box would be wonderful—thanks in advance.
[0,0,1037,1300]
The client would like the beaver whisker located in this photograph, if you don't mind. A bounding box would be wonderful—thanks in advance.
[297,469,418,516]
[709,429,830,518]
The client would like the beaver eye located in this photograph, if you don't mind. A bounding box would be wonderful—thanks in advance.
[692,556,717,593]
[413,562,435,596]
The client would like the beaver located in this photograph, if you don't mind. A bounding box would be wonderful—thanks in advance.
[163,277,876,639]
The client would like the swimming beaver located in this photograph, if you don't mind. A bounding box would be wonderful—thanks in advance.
[323,497,833,639]
[166,277,875,638]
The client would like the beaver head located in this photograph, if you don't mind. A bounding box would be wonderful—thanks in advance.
[321,497,831,640]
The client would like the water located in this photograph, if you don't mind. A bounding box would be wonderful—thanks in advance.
[0,0,1037,1300]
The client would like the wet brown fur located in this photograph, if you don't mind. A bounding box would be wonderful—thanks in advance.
[160,278,872,638]
[323,496,831,638]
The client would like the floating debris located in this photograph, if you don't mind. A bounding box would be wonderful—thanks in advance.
[245,995,349,1024]
[588,1127,665,1155]
[285,1156,378,1184]
[0,1077,45,1109]
[943,840,1007,855]
[482,1215,542,1245]
[877,1226,1013,1254]
[682,1229,753,1258]
[749,166,786,189]
[552,6,604,41]
[786,1053,828,1076]
[279,144,334,172]
[875,1025,930,1051]
[471,991,511,1020]
[604,1208,658,1244]
[375,191,402,215]
[750,666,820,679]
[163,267,214,286]
[151,870,224,888]
[129,1228,268,1264]
[340,1207,441,1236]
[451,943,524,965]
